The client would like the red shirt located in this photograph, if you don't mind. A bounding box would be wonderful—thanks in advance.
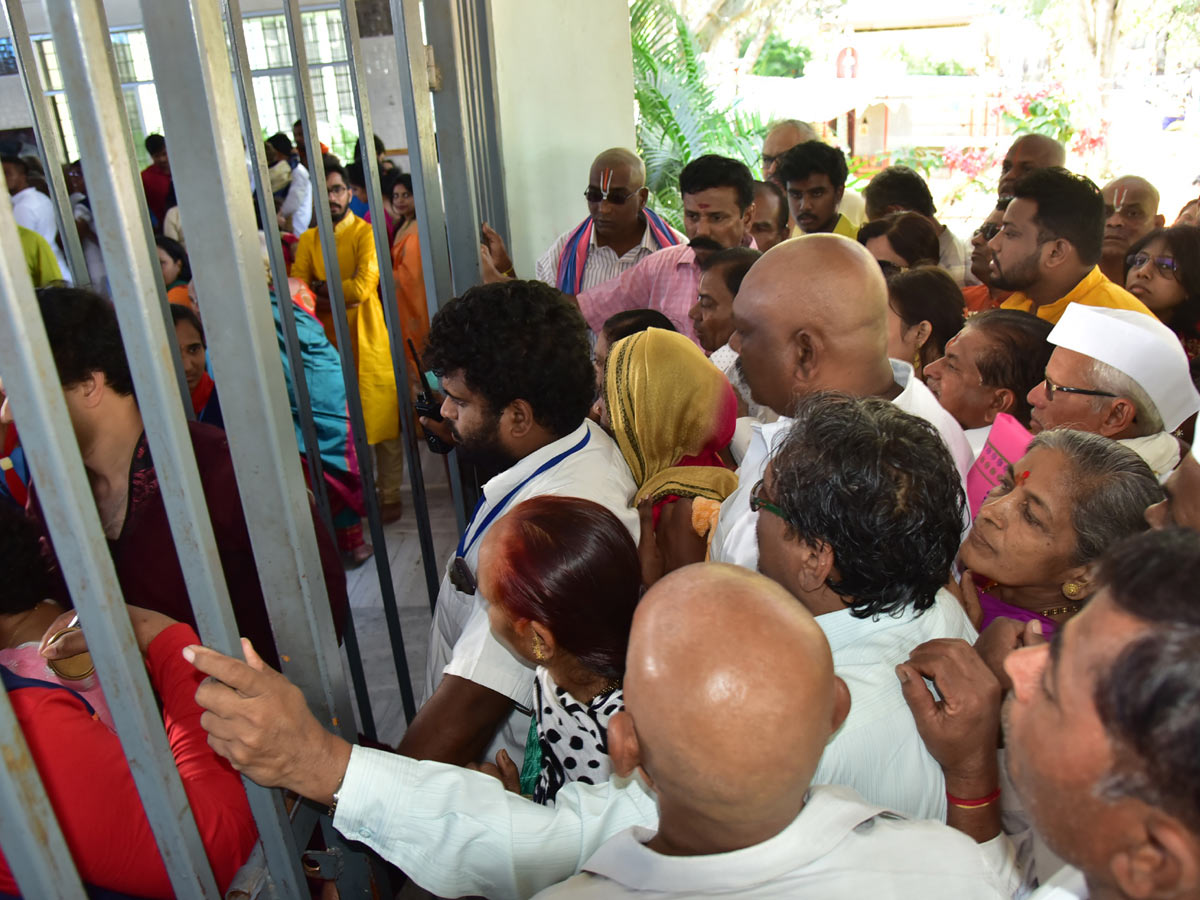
[140,164,173,225]
[0,624,257,897]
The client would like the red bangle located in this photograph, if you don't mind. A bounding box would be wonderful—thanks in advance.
[946,787,1001,809]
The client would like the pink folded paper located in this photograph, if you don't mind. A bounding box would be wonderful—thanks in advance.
[966,413,1034,519]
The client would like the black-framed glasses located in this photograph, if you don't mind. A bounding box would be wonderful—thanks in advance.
[749,478,789,522]
[1043,372,1118,401]
[1125,252,1179,279]
[972,222,1001,241]
[584,187,635,205]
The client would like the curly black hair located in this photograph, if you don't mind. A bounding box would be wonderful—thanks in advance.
[423,280,594,437]
[0,504,51,615]
[776,141,849,190]
[770,392,965,618]
[678,154,756,211]
[37,286,135,396]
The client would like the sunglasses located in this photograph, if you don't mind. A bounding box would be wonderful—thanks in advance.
[972,222,1001,241]
[584,187,636,205]
[1043,372,1117,401]
[1126,252,1179,279]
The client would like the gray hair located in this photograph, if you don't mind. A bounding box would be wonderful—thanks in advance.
[1087,358,1164,436]
[766,118,818,142]
[1029,429,1162,565]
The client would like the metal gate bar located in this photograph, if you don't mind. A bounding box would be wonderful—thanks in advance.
[0,676,88,899]
[281,0,417,722]
[220,0,379,744]
[0,0,88,285]
[336,0,442,613]
[0,179,220,897]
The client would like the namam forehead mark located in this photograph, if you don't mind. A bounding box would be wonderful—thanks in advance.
[599,168,613,192]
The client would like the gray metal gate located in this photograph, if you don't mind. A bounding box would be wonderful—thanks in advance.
[0,0,506,894]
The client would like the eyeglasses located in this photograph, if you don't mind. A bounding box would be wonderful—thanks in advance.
[327,184,348,197]
[1126,252,1179,279]
[749,478,789,523]
[972,222,1001,241]
[1042,372,1118,401]
[584,187,635,205]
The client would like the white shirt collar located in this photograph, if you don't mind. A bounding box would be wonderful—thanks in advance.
[581,786,881,893]
[480,419,592,501]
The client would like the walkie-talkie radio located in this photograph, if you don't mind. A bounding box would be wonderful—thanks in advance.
[407,339,454,454]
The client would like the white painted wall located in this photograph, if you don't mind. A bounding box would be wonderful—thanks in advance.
[489,0,636,277]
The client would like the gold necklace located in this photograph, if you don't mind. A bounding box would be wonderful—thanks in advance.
[1037,602,1082,618]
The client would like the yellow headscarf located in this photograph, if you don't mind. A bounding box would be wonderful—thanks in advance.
[606,328,739,507]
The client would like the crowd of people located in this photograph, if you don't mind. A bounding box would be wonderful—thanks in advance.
[3,110,1200,900]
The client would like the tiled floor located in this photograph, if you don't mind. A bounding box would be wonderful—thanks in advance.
[338,445,459,746]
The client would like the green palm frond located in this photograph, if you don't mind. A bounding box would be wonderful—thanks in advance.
[629,0,767,231]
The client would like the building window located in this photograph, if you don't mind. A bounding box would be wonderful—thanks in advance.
[33,7,357,170]
[0,38,18,77]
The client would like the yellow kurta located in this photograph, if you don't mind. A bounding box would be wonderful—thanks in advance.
[291,212,399,444]
[1000,266,1154,324]
[790,212,859,240]
[19,225,62,287]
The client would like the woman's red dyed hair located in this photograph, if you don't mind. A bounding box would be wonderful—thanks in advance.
[487,496,640,679]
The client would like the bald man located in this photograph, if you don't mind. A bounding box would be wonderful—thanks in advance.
[1098,175,1165,283]
[710,234,972,569]
[997,133,1065,198]
[534,565,1005,898]
[187,565,1008,899]
[531,148,685,294]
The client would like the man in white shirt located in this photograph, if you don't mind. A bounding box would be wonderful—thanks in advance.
[686,246,771,423]
[530,148,684,294]
[710,234,973,570]
[188,395,986,897]
[266,133,312,235]
[535,564,1005,899]
[754,392,976,821]
[1028,303,1200,480]
[899,526,1200,900]
[403,280,637,768]
[4,155,71,282]
[923,308,1053,459]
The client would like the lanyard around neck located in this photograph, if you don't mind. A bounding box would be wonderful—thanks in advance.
[455,428,592,559]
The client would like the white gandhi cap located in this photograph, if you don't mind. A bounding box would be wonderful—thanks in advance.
[1048,302,1200,433]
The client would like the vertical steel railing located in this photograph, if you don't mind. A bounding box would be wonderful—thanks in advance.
[219,0,380,745]
[337,0,441,615]
[0,180,220,898]
[0,0,88,285]
[280,0,419,721]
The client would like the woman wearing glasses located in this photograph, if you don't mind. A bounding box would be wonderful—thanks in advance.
[1124,224,1200,362]
[955,429,1161,636]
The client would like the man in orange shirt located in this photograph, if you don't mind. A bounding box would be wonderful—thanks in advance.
[990,168,1153,324]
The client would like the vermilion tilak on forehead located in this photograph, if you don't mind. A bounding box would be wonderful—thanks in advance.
[599,168,613,192]
[696,202,711,209]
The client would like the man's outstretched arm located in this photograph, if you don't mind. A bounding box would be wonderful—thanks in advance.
[185,641,659,899]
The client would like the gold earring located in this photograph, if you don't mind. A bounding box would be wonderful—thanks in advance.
[1062,582,1082,599]
[532,633,545,661]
